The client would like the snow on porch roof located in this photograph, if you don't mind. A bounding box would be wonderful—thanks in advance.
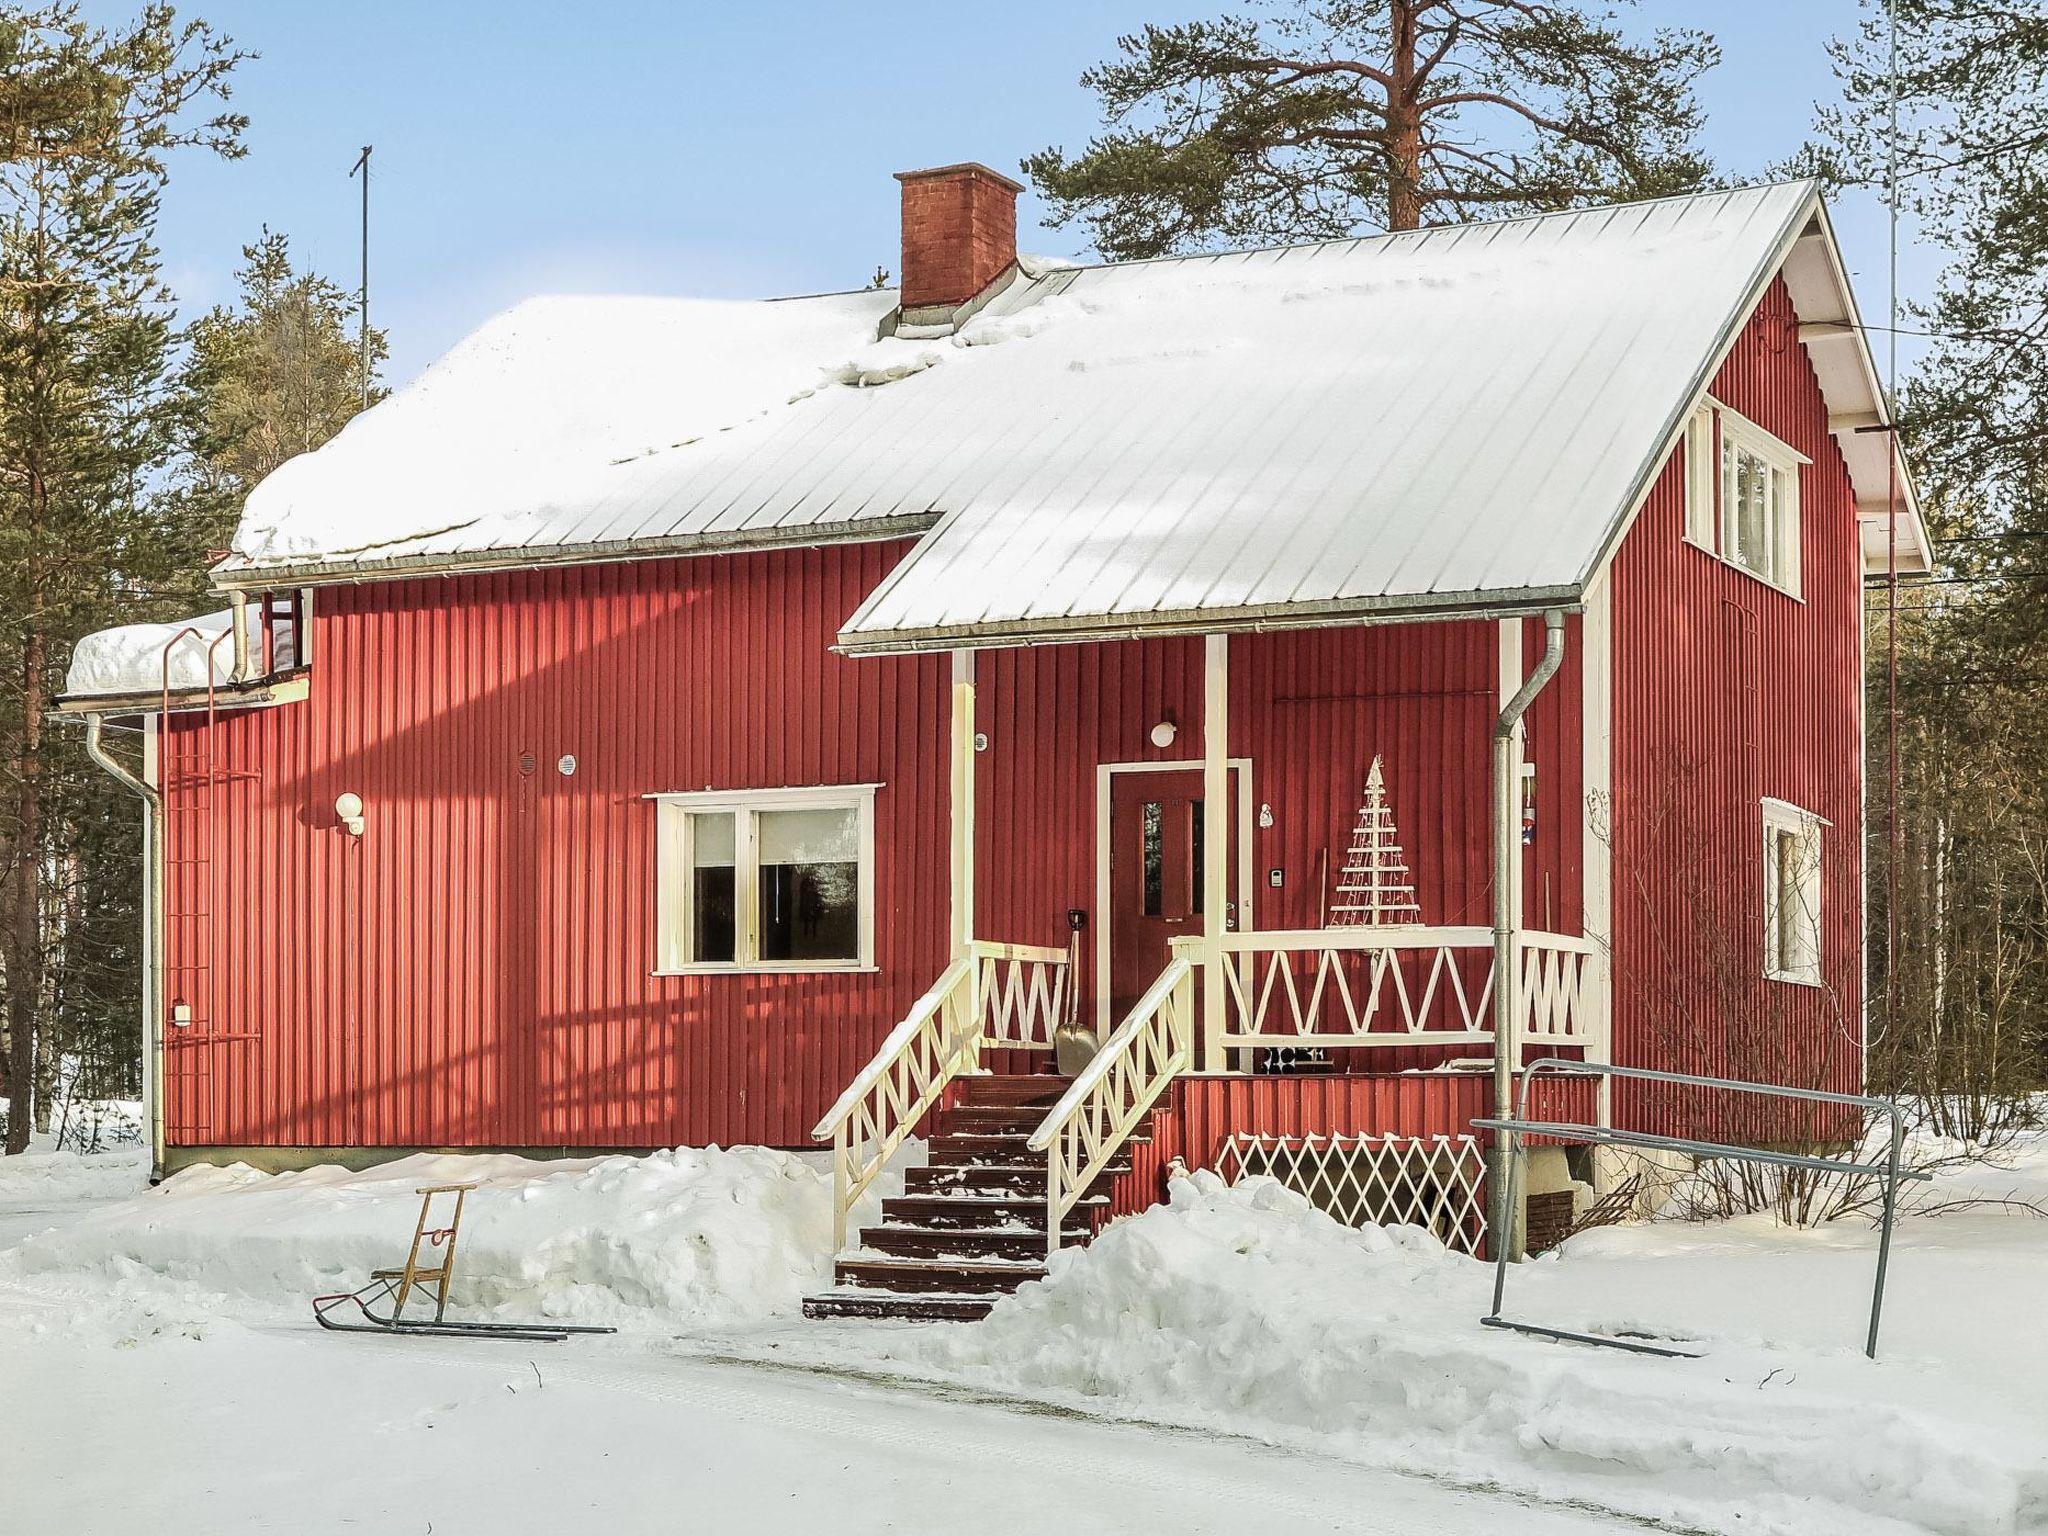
[212,181,1924,644]
[841,180,1898,651]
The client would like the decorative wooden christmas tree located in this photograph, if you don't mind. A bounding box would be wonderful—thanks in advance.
[1329,756,1422,926]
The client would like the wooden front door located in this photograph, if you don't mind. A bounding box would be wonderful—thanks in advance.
[1107,769,1235,1023]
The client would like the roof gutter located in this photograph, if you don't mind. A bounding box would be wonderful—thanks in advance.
[208,512,946,594]
[834,582,1585,657]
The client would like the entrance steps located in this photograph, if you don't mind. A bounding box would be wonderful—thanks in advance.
[802,1073,1145,1322]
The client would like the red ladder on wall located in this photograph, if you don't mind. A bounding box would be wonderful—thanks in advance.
[158,626,262,1144]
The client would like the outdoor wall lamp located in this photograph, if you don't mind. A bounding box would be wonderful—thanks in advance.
[1149,719,1177,748]
[334,791,366,837]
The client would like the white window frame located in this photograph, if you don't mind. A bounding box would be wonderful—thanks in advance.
[1762,797,1825,986]
[1682,398,1808,599]
[650,784,878,975]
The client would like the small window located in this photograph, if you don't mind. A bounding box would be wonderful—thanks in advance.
[1141,801,1164,917]
[654,786,876,972]
[1762,799,1823,985]
[1682,400,1806,597]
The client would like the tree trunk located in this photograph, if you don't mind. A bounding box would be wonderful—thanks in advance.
[6,628,45,1154]
[1384,0,1424,230]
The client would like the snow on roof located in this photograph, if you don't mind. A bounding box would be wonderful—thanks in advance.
[843,181,1829,649]
[63,608,256,699]
[221,288,901,569]
[213,182,1921,649]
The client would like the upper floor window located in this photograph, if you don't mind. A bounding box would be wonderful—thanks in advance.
[1762,798,1824,985]
[1684,401,1807,598]
[653,785,877,973]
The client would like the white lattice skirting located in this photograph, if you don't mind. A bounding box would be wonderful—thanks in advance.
[1216,1132,1488,1255]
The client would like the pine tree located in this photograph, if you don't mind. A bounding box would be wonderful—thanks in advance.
[175,227,384,534]
[1817,4,2048,1128]
[1025,0,1719,259]
[0,4,245,1153]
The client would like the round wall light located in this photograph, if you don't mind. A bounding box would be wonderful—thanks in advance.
[1149,720,1178,749]
[334,791,366,837]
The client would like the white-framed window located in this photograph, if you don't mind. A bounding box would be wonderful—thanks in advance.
[651,785,878,974]
[1762,798,1824,985]
[1682,398,1807,597]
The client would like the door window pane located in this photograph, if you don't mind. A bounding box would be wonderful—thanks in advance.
[1190,800,1205,916]
[757,806,859,961]
[1141,802,1163,916]
[690,811,737,963]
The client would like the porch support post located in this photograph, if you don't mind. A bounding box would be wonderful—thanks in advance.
[1581,576,1615,1132]
[1489,611,1566,1263]
[949,648,976,958]
[1202,633,1229,1070]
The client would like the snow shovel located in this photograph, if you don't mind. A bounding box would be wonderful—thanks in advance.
[311,1182,614,1343]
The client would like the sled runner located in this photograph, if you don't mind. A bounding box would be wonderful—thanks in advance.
[311,1182,615,1342]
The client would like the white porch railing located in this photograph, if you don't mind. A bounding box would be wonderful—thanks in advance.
[812,939,1070,1250]
[973,939,1071,1050]
[1026,955,1195,1257]
[1181,926,1600,1057]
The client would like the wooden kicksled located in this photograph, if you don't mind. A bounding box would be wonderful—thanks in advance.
[311,1182,615,1343]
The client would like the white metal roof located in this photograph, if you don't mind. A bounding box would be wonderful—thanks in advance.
[212,181,1928,650]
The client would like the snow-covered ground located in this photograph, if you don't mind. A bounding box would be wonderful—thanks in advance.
[2,1131,2042,1536]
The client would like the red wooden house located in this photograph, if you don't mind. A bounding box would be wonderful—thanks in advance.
[62,162,1930,1317]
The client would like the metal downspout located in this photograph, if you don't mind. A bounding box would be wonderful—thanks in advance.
[84,714,165,1180]
[228,590,252,683]
[1488,610,1566,1263]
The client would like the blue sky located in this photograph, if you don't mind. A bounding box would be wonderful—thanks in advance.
[86,0,1927,387]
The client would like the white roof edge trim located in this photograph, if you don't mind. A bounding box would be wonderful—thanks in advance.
[209,512,945,593]
[1580,184,1934,594]
[1787,199,1933,574]
[1575,182,1822,595]
[834,583,1586,656]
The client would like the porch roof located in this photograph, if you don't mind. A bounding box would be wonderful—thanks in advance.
[208,181,1928,632]
[839,181,1921,652]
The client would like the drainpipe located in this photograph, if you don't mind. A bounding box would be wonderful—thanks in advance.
[84,714,165,1181]
[1488,610,1566,1263]
[228,590,252,683]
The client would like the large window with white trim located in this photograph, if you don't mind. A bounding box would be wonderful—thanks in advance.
[1683,400,1807,597]
[1762,798,1824,985]
[654,786,877,972]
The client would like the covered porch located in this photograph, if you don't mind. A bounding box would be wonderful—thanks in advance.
[816,610,1613,1260]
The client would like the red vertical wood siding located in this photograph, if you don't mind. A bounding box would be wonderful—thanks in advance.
[1609,276,1865,1142]
[161,542,950,1149]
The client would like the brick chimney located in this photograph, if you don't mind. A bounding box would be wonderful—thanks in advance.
[895,162,1022,317]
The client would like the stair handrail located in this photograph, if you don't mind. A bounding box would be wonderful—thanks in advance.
[1026,955,1195,1257]
[812,955,979,1251]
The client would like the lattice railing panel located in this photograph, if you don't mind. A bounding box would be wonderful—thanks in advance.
[972,940,1069,1049]
[1216,1132,1488,1255]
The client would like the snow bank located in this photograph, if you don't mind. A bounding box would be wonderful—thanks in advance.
[231,290,895,565]
[63,607,260,698]
[1,1145,864,1333]
[895,1173,2046,1536]
[0,1144,147,1205]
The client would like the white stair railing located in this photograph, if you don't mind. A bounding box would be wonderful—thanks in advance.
[1027,955,1195,1257]
[812,939,1072,1252]
[811,957,978,1251]
[971,940,1069,1049]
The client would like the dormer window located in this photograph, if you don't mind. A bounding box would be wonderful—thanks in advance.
[1684,400,1807,597]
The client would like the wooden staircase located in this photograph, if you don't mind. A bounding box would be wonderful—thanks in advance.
[803,1073,1142,1322]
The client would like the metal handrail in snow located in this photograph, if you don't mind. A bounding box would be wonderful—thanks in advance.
[1474,1057,1932,1360]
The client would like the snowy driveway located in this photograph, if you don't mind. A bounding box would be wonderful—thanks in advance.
[0,1298,1635,1536]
